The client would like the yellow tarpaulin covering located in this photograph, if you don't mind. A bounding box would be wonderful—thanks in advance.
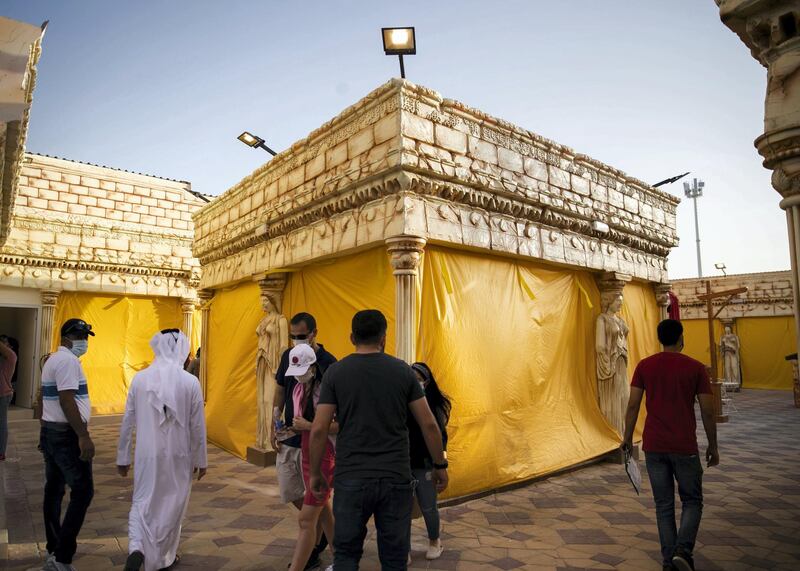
[417,247,620,497]
[682,316,795,390]
[53,293,182,414]
[204,246,661,497]
[621,281,662,439]
[681,319,723,368]
[283,248,397,358]
[205,281,262,457]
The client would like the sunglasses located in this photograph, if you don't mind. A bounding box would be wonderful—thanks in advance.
[63,320,93,336]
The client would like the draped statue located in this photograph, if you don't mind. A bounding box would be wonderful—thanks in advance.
[255,292,288,450]
[720,325,741,389]
[595,292,629,434]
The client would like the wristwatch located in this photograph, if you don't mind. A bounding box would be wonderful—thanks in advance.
[433,460,449,470]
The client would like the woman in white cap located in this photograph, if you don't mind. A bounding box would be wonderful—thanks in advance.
[286,343,337,571]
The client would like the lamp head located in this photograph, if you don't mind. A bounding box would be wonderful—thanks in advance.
[238,131,264,148]
[382,27,416,55]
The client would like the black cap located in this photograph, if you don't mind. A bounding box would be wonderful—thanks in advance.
[61,318,95,337]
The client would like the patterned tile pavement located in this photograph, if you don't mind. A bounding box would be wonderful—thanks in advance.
[1,389,799,570]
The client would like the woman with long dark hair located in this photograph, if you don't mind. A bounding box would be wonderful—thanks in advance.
[408,362,451,561]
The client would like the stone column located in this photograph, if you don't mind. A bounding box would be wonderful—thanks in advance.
[716,1,800,362]
[653,282,672,321]
[37,290,60,390]
[248,273,288,467]
[386,236,426,363]
[197,290,214,401]
[180,297,197,340]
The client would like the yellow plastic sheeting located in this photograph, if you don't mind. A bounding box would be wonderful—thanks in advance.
[53,293,182,414]
[417,247,620,498]
[191,309,202,355]
[681,319,723,367]
[738,316,796,390]
[681,317,795,390]
[620,282,661,378]
[620,282,662,438]
[283,248,397,359]
[205,281,262,457]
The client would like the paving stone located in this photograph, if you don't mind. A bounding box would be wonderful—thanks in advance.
[1,390,798,570]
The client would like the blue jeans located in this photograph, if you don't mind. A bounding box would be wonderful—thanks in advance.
[645,452,703,565]
[411,468,440,541]
[333,477,415,570]
[40,424,94,564]
[0,394,10,455]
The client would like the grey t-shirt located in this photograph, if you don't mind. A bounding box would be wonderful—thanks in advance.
[318,352,425,481]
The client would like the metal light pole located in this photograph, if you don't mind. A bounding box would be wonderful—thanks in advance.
[684,178,705,277]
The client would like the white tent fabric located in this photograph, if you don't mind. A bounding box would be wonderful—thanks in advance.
[117,330,207,571]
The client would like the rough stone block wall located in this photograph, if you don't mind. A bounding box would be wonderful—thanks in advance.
[672,271,794,319]
[0,153,205,295]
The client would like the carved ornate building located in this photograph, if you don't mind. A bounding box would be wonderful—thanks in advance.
[0,153,206,411]
[0,15,207,414]
[194,79,680,496]
[673,271,796,390]
[715,1,800,362]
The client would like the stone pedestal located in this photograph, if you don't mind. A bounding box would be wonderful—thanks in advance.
[386,236,426,363]
[197,290,213,400]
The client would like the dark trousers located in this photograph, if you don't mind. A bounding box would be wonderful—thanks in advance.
[645,452,703,565]
[40,425,94,564]
[333,478,415,570]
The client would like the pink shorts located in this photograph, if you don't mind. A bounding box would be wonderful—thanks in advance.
[301,432,335,506]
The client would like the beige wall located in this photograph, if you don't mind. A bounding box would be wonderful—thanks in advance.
[0,154,205,297]
[672,271,793,319]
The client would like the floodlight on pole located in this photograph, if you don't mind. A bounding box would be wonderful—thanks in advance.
[382,27,416,79]
[684,178,705,277]
[237,131,277,156]
[715,262,727,277]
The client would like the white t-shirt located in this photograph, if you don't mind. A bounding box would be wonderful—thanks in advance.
[41,346,92,424]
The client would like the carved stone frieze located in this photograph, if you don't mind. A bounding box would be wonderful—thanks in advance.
[673,271,795,319]
[194,79,678,290]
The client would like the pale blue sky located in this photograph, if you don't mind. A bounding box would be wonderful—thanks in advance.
[2,1,782,279]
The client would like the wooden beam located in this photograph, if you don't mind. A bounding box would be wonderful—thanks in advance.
[696,286,748,301]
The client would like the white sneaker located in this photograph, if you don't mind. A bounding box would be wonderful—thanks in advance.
[53,563,77,571]
[324,566,334,571]
[425,539,443,560]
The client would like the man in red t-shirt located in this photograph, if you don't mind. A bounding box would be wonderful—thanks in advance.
[622,319,719,571]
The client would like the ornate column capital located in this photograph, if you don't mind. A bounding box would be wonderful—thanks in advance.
[386,236,426,276]
[198,289,214,302]
[40,289,60,306]
[653,282,672,308]
[255,272,287,312]
[180,297,198,314]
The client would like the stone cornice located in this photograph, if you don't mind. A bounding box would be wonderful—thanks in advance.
[0,252,197,282]
[194,80,679,288]
[399,81,681,212]
[1,19,45,246]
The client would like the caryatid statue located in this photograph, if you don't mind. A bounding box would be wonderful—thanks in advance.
[720,325,741,390]
[595,291,629,435]
[255,289,288,450]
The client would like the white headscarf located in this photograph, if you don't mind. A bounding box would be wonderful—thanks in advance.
[145,330,191,427]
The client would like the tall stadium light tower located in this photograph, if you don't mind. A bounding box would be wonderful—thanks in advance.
[684,178,705,277]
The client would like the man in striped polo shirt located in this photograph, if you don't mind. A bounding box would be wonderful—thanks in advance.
[39,318,97,571]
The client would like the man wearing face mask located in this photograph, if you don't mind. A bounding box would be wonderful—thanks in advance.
[271,312,336,570]
[39,318,96,571]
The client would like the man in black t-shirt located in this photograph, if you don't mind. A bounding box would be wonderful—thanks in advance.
[309,310,449,571]
[270,312,336,570]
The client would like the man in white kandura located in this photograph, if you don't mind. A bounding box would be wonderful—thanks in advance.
[116,329,208,571]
